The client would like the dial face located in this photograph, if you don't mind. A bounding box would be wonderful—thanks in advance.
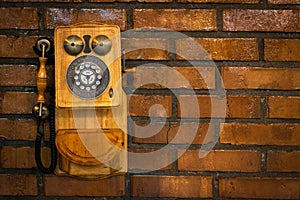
[66,55,110,100]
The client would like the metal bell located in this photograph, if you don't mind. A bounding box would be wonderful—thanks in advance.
[64,35,84,56]
[92,35,112,56]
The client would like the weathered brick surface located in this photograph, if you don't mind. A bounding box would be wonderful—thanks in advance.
[264,39,300,61]
[128,94,172,117]
[133,9,216,31]
[0,36,38,58]
[132,121,170,143]
[130,66,215,89]
[131,175,212,198]
[132,121,215,144]
[0,118,36,140]
[128,148,172,170]
[223,9,300,32]
[0,7,38,29]
[45,8,127,30]
[0,65,36,86]
[0,1,299,199]
[0,65,55,87]
[221,123,300,146]
[44,175,125,196]
[122,38,169,60]
[1,146,50,168]
[179,0,259,2]
[175,38,258,61]
[219,177,300,198]
[268,0,300,3]
[267,96,300,118]
[267,150,300,172]
[178,149,260,172]
[222,67,300,90]
[0,92,36,114]
[90,0,172,2]
[137,0,172,1]
[178,95,260,118]
[225,96,260,118]
[2,0,81,1]
[0,174,37,196]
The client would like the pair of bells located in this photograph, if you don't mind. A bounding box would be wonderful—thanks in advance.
[64,35,111,56]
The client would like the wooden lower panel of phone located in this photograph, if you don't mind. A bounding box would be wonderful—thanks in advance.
[55,129,127,178]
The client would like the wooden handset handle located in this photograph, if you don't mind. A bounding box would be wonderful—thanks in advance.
[37,57,48,103]
[36,41,49,103]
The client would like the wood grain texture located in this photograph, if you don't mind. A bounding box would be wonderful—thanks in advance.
[54,24,127,178]
[55,23,121,108]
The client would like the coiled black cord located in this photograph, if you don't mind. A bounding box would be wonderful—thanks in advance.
[35,99,57,174]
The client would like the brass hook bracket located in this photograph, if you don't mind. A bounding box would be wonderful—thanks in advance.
[37,39,51,56]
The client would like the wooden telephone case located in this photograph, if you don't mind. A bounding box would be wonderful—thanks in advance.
[54,24,127,179]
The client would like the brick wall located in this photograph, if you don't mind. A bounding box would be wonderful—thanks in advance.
[0,0,299,199]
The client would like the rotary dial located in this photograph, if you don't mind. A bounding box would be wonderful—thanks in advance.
[66,55,110,99]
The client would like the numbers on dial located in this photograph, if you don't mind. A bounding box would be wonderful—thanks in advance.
[66,55,110,99]
[74,62,102,92]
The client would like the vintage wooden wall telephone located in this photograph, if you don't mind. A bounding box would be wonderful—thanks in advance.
[32,24,127,179]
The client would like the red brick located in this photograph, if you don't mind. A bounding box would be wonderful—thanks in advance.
[90,0,171,2]
[222,67,300,90]
[223,9,300,32]
[131,175,212,198]
[122,38,169,60]
[178,95,260,118]
[128,148,172,170]
[268,0,300,4]
[179,0,259,2]
[0,92,36,114]
[2,0,81,1]
[221,123,300,146]
[267,150,300,172]
[45,8,126,30]
[169,122,215,144]
[219,177,300,198]
[1,146,50,169]
[0,65,54,87]
[0,174,37,196]
[0,119,36,140]
[178,149,260,172]
[128,94,172,117]
[132,121,169,143]
[132,121,215,144]
[1,146,35,169]
[137,0,172,1]
[0,36,38,58]
[175,38,258,61]
[264,39,300,61]
[0,7,38,29]
[133,9,216,31]
[267,96,300,118]
[131,66,215,89]
[225,96,260,118]
[0,65,36,86]
[44,175,125,196]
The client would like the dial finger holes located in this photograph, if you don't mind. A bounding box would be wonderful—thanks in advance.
[92,35,112,56]
[64,35,84,56]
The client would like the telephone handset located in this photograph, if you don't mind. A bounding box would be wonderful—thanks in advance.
[33,24,127,179]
